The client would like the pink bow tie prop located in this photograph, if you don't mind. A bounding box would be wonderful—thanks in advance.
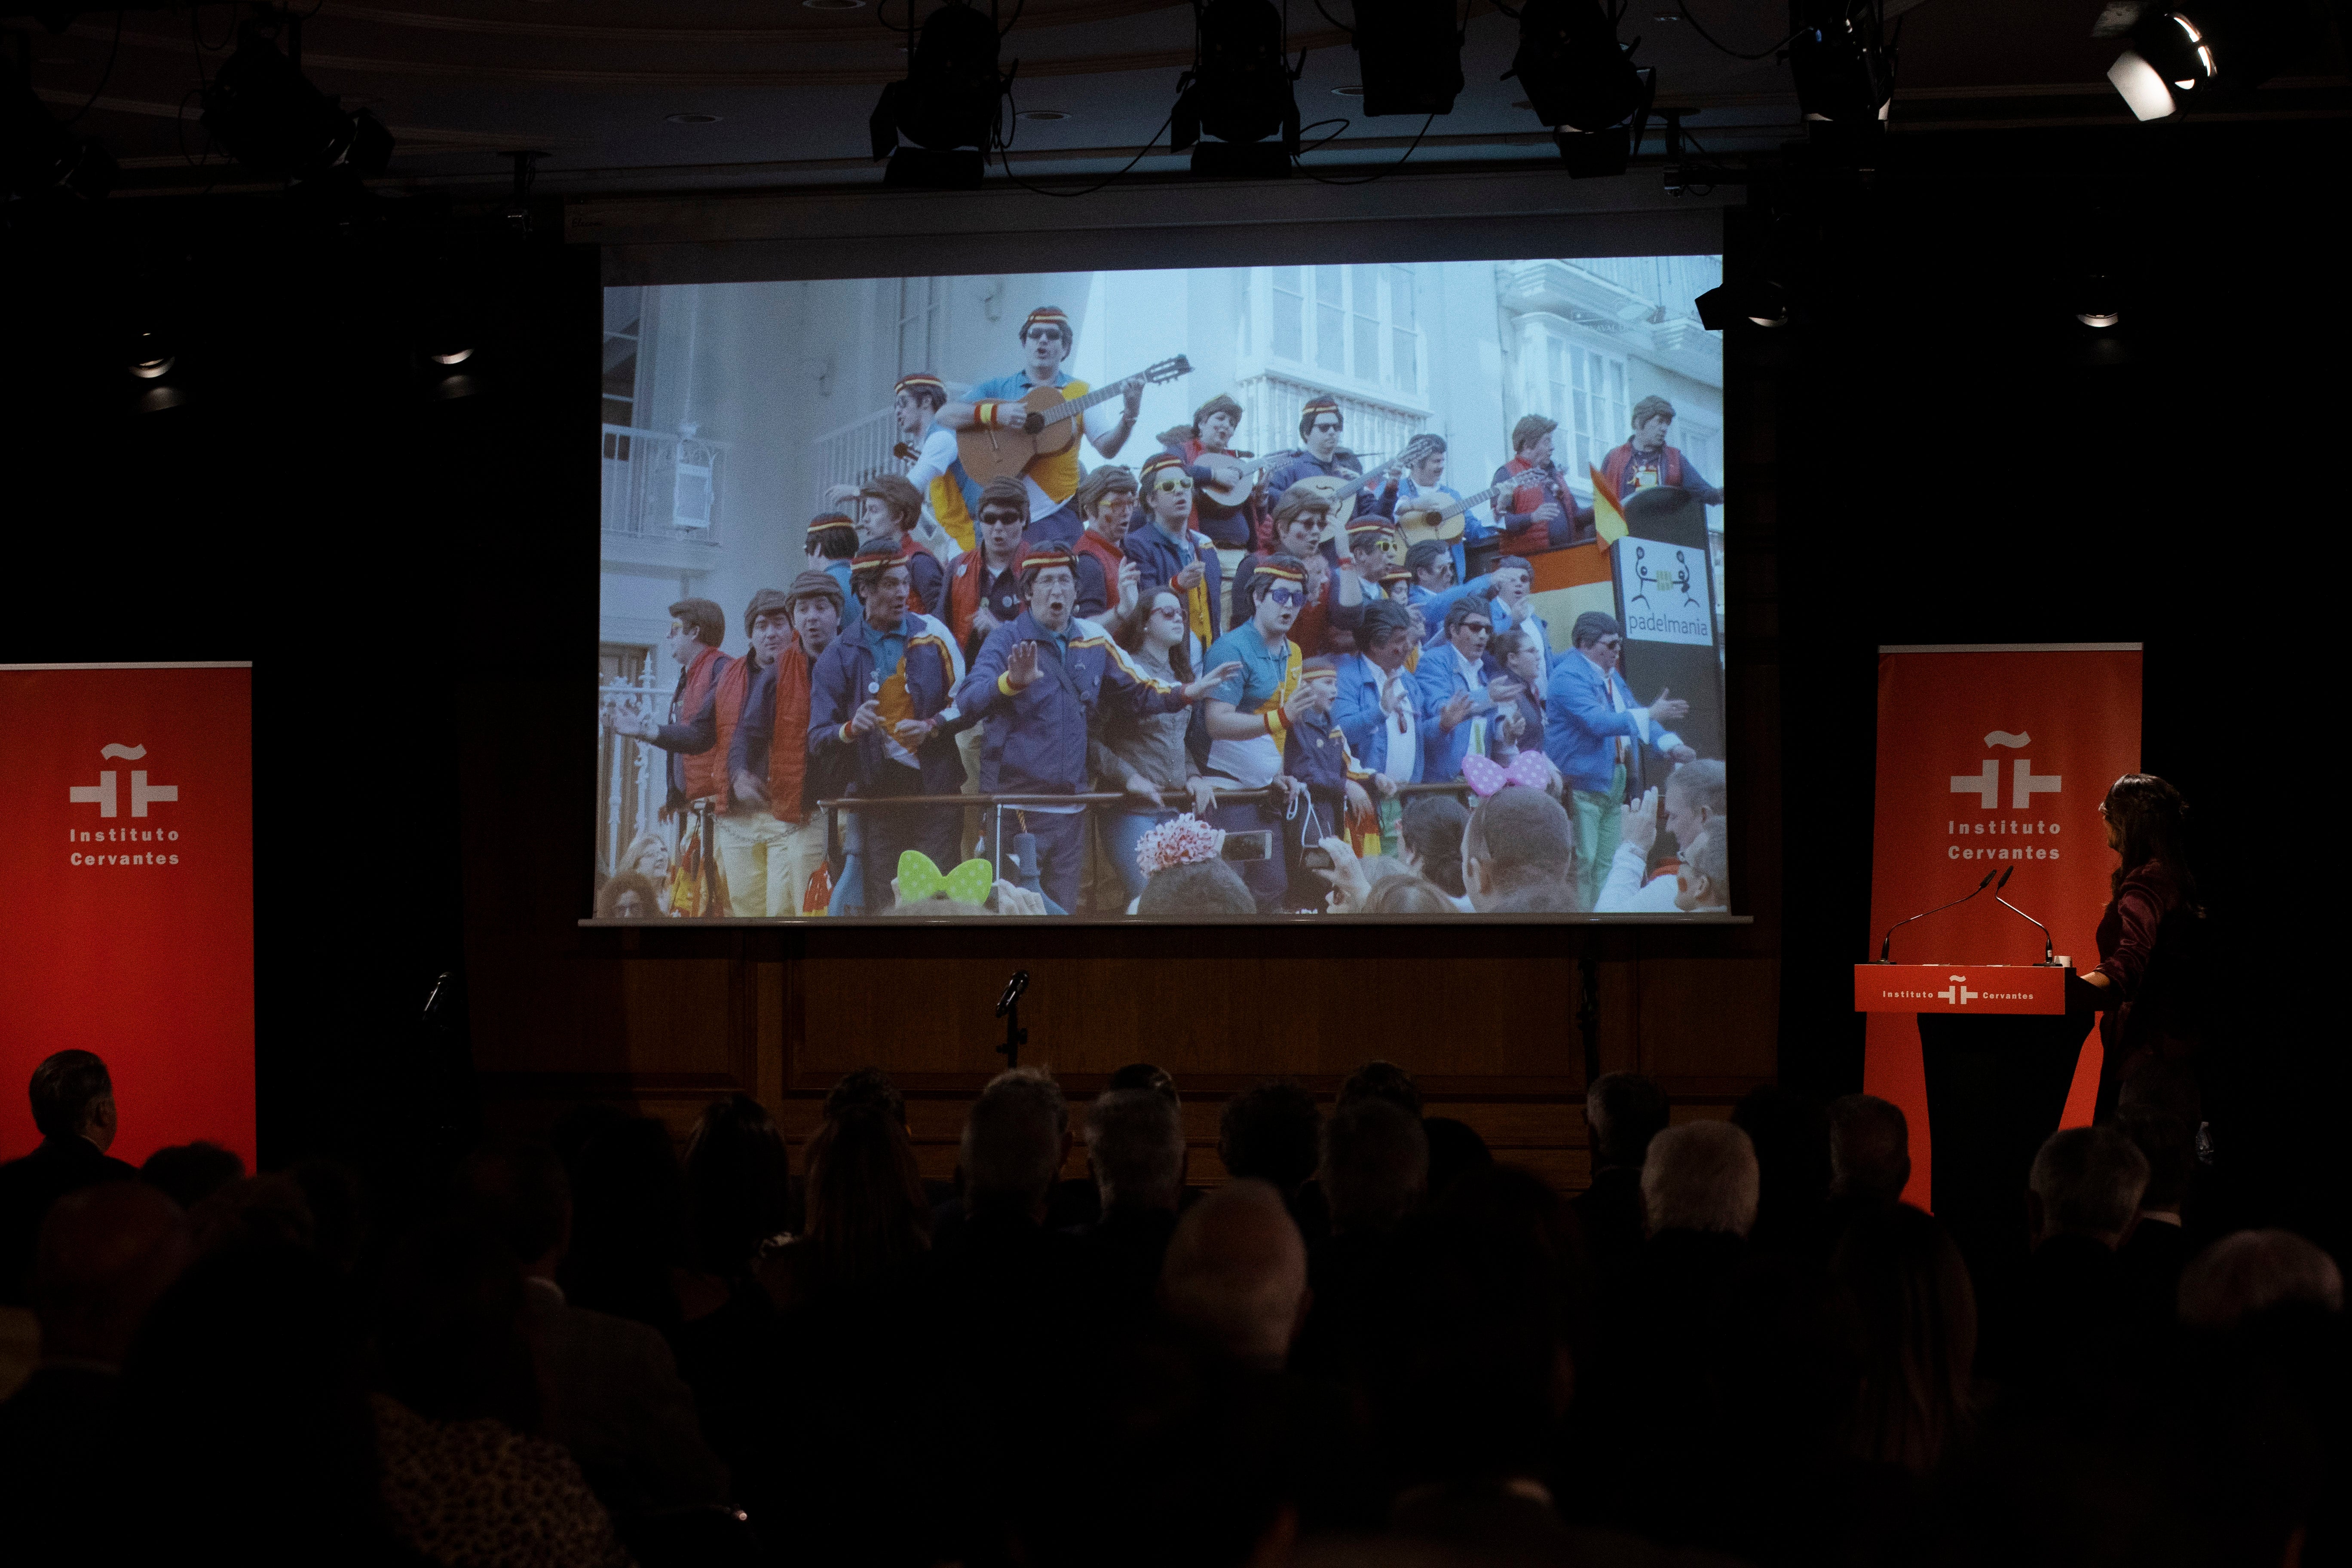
[1461,751,1551,798]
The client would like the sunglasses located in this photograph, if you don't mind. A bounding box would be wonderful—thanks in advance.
[1149,604,1185,620]
[979,510,1025,527]
[1462,621,1491,634]
[1154,476,1193,493]
[1267,587,1305,608]
[1312,421,1341,433]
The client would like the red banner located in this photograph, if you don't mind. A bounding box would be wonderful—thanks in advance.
[1865,646,2141,1210]
[0,665,254,1170]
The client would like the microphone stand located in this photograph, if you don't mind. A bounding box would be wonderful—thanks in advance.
[994,969,1030,1069]
[1877,868,1996,962]
[1989,866,2060,965]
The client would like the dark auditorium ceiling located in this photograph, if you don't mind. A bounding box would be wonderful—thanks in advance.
[16,0,2350,197]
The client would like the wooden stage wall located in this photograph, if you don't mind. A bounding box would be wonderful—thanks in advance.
[468,925,1779,1192]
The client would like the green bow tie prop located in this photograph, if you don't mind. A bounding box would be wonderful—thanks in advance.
[896,851,993,905]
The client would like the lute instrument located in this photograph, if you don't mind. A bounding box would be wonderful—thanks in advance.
[955,355,1192,486]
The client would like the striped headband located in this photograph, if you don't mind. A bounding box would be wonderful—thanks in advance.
[1020,306,1072,342]
[850,542,902,569]
[1377,565,1415,586]
[894,371,946,398]
[1301,395,1341,417]
[1017,544,1077,576]
[1253,556,1307,585]
[1139,452,1188,484]
[1346,518,1398,541]
[807,514,858,538]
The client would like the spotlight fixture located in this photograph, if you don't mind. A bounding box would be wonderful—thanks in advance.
[1788,0,1893,124]
[1509,0,1651,176]
[1173,0,1301,178]
[870,0,1003,189]
[1694,280,1788,330]
[2075,275,2121,328]
[1351,0,1465,118]
[3,55,116,203]
[126,330,175,380]
[200,20,393,183]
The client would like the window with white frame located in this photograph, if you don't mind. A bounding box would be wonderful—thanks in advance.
[1262,266,1424,396]
[1535,332,1629,478]
[896,277,944,375]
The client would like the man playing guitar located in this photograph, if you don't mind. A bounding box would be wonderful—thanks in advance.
[1371,435,1491,585]
[1491,414,1578,553]
[1162,394,1264,555]
[940,306,1146,549]
[1262,396,1390,549]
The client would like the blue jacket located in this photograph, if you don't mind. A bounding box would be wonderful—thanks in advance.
[1264,450,1389,518]
[1412,641,1501,782]
[1409,574,1494,646]
[1331,653,1422,783]
[806,612,968,799]
[953,611,1189,796]
[1123,522,1225,643]
[824,559,863,636]
[1543,649,1683,796]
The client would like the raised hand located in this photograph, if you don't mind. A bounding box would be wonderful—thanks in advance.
[1316,835,1374,912]
[824,483,860,504]
[1648,686,1690,723]
[1115,560,1142,618]
[1182,661,1243,703]
[1440,691,1475,732]
[1005,640,1042,690]
[1174,560,1205,591]
[972,603,1002,637]
[1487,675,1525,706]
[1620,785,1660,854]
[1280,684,1320,726]
[848,698,883,736]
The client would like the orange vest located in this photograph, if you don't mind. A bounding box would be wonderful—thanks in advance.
[676,645,730,802]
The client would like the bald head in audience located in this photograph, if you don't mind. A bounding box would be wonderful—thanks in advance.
[1642,1120,1760,1238]
[35,1182,192,1368]
[2027,1126,2148,1250]
[1160,1179,1311,1370]
[1828,1093,1911,1209]
[962,1068,1071,1221]
[2178,1230,2344,1328]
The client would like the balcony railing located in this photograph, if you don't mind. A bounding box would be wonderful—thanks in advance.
[812,384,967,513]
[596,673,668,877]
[602,424,727,545]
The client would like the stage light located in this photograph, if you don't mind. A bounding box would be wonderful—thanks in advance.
[1173,0,1301,177]
[126,331,175,380]
[3,56,115,203]
[2102,1,2310,121]
[1510,0,1648,140]
[2106,50,2178,119]
[870,0,1002,189]
[1351,0,1464,118]
[1788,0,1893,123]
[2075,275,2121,328]
[1694,280,1787,330]
[200,23,392,183]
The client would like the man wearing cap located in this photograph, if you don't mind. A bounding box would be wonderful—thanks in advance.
[855,475,946,621]
[945,477,1035,662]
[1283,655,1384,895]
[953,544,1237,914]
[1069,466,1142,634]
[715,577,843,917]
[1262,397,1383,535]
[804,513,864,637]
[1231,482,1362,658]
[1332,598,1422,854]
[942,306,1146,549]
[604,596,734,817]
[1402,539,1498,646]
[1123,452,1225,668]
[1544,610,1696,908]
[1491,414,1575,552]
[1371,435,1490,587]
[1599,395,1725,513]
[1200,557,1320,911]
[808,543,970,913]
[1413,597,1525,784]
[1161,392,1265,557]
[892,370,983,553]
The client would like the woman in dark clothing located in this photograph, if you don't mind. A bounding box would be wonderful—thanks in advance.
[2079,774,2207,1120]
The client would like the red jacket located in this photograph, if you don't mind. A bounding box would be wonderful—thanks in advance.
[674,644,730,803]
[1600,442,1684,499]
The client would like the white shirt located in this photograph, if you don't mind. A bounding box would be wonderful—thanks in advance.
[1595,840,1681,912]
[1371,660,1420,783]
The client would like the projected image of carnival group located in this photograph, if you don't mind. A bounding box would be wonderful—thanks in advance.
[595,258,1728,922]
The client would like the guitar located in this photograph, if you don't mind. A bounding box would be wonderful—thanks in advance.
[955,356,1192,486]
[1393,471,1535,546]
[1193,451,1284,510]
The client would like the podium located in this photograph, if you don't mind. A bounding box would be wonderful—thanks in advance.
[1855,962,2101,1299]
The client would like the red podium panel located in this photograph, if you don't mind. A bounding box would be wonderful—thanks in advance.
[1854,964,2070,1016]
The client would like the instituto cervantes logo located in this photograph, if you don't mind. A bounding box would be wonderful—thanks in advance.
[1950,729,2059,808]
[1945,729,2065,864]
[1940,974,1977,1006]
[67,743,184,866]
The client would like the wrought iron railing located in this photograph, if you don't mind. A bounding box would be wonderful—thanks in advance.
[601,424,727,544]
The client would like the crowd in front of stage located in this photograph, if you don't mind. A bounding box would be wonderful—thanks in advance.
[2,1045,2334,1568]
[599,306,1730,920]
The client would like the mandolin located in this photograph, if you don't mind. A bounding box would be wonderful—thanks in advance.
[955,356,1192,486]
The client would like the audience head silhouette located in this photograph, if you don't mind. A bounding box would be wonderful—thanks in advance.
[961,1067,1070,1220]
[1160,1178,1309,1369]
[1828,1093,1911,1208]
[1642,1120,1759,1237]
[2027,1125,2149,1248]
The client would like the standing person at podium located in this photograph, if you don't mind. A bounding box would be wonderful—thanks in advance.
[1601,395,1727,511]
[2076,774,2206,1122]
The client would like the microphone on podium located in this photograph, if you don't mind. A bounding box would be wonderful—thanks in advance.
[1877,867,1997,962]
[1990,866,2060,965]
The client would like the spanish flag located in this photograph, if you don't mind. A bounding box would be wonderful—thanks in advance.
[1588,464,1628,544]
